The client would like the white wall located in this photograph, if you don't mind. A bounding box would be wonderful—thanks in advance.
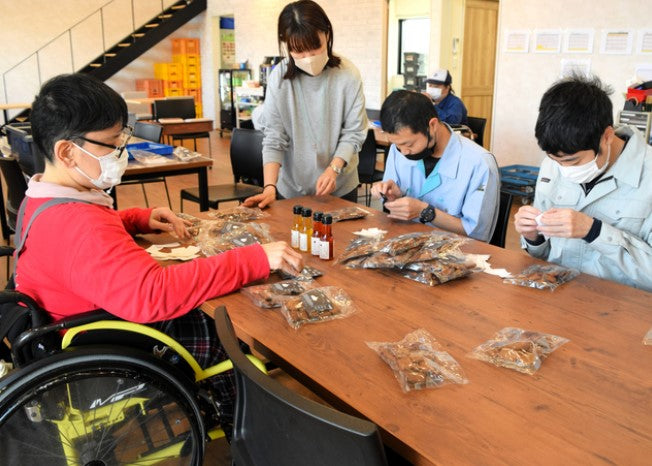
[493,0,652,167]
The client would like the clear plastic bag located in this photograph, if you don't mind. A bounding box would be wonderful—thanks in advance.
[241,279,315,308]
[175,212,204,236]
[644,327,652,345]
[173,146,203,162]
[503,264,579,290]
[379,232,431,256]
[405,233,468,264]
[208,206,268,222]
[195,221,273,256]
[337,237,383,265]
[281,287,356,329]
[325,206,371,222]
[367,329,468,392]
[277,265,323,281]
[468,327,569,375]
[131,149,175,165]
[402,257,476,285]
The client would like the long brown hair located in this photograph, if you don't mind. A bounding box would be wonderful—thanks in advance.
[277,0,341,80]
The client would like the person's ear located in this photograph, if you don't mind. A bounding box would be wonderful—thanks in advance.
[53,140,77,168]
[428,117,439,133]
[601,126,615,151]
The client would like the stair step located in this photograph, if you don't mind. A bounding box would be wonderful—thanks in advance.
[117,42,131,47]
[144,23,159,28]
[170,4,186,9]
[131,32,145,38]
[104,53,117,57]
[89,63,102,68]
[158,13,173,19]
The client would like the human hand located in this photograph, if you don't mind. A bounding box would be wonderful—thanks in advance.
[384,197,428,221]
[261,241,304,276]
[536,208,594,239]
[243,185,276,208]
[315,168,337,196]
[514,205,542,241]
[371,180,401,202]
[149,207,192,240]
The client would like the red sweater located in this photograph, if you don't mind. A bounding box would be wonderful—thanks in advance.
[16,197,270,323]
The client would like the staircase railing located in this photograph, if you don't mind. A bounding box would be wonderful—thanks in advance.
[2,0,183,122]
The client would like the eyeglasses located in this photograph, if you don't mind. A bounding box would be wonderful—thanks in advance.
[75,125,134,158]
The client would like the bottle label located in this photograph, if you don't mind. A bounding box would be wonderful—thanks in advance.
[299,233,308,252]
[319,240,331,260]
[291,230,299,248]
[311,236,321,255]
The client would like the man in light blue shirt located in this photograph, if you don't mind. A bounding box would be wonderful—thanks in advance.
[371,90,499,242]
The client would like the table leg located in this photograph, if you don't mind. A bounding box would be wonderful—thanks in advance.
[198,167,209,211]
[110,188,118,210]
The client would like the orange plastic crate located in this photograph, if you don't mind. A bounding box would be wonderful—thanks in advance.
[154,63,183,81]
[164,88,184,97]
[194,103,203,118]
[173,54,201,67]
[185,88,202,103]
[172,38,200,55]
[135,78,164,98]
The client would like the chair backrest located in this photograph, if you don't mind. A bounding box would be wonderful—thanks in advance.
[213,306,388,466]
[229,128,264,186]
[466,116,487,148]
[0,156,28,236]
[489,190,514,248]
[153,97,196,120]
[357,129,379,182]
[134,121,163,142]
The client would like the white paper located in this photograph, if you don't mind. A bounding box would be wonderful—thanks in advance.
[560,59,591,79]
[146,244,201,261]
[465,254,513,279]
[563,29,594,54]
[534,29,561,54]
[637,29,652,55]
[504,30,529,53]
[600,30,634,55]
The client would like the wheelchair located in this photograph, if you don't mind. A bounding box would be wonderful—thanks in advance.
[0,290,266,466]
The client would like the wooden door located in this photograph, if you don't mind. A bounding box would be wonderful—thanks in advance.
[461,0,498,148]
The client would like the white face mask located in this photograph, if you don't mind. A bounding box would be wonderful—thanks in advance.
[426,87,442,100]
[293,49,329,76]
[73,143,129,190]
[557,145,611,184]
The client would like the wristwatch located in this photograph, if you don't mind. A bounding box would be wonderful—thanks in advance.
[330,163,343,175]
[419,205,436,224]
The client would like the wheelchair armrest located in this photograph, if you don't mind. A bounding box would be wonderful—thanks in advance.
[55,309,117,329]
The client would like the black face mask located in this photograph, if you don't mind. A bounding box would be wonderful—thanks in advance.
[403,129,435,161]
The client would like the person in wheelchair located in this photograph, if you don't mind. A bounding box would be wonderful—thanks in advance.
[12,73,303,438]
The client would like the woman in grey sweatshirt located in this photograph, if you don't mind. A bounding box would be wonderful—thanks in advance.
[243,0,367,208]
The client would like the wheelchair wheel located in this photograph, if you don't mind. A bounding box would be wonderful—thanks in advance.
[0,346,206,466]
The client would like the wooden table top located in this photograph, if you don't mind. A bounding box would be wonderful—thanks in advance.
[192,196,652,465]
[125,155,212,176]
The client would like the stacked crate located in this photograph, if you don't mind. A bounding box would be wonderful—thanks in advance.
[173,38,202,117]
[135,78,164,98]
[152,38,203,117]
[403,52,425,91]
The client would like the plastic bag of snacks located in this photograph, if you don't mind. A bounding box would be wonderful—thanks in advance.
[175,212,204,236]
[366,329,468,392]
[325,206,371,222]
[281,287,356,329]
[379,232,431,256]
[208,206,268,222]
[336,237,383,265]
[242,280,315,309]
[503,264,579,291]
[468,327,569,375]
[195,221,273,256]
[405,233,468,264]
[643,327,652,345]
[278,265,323,281]
[402,257,476,285]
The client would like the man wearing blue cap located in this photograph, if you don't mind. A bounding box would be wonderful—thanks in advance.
[424,69,468,125]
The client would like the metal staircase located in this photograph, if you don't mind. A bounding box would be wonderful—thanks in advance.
[2,0,206,124]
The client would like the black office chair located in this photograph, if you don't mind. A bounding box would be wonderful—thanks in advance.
[213,306,388,466]
[153,97,211,154]
[466,116,487,148]
[0,156,28,242]
[179,128,264,211]
[489,190,514,248]
[120,122,172,209]
[358,129,384,206]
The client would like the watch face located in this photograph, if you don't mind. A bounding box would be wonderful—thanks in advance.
[420,206,435,223]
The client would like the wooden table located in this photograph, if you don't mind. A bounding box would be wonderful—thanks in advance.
[198,196,652,465]
[114,156,213,210]
[155,119,214,146]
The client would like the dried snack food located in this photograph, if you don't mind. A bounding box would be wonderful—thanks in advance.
[278,265,323,281]
[405,233,468,264]
[402,258,475,285]
[196,221,273,256]
[242,280,315,308]
[503,264,579,291]
[468,327,569,375]
[208,205,268,222]
[175,212,204,236]
[367,329,468,392]
[380,232,431,256]
[281,287,356,329]
[326,206,371,222]
[337,237,383,265]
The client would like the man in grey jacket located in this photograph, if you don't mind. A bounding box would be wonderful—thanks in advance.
[515,76,652,291]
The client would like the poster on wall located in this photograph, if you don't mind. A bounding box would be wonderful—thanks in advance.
[560,59,591,78]
[534,30,561,53]
[563,29,594,54]
[220,29,236,67]
[504,30,529,53]
[600,30,634,55]
[637,30,652,55]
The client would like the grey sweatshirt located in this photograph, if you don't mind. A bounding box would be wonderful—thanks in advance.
[261,56,368,198]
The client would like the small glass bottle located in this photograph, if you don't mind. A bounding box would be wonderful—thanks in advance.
[299,207,312,253]
[291,205,302,249]
[311,211,323,256]
[320,214,333,260]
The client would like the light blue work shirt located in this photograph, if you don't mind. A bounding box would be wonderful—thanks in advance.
[383,127,500,241]
[522,125,652,291]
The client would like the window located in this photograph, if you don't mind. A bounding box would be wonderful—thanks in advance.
[398,18,429,75]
